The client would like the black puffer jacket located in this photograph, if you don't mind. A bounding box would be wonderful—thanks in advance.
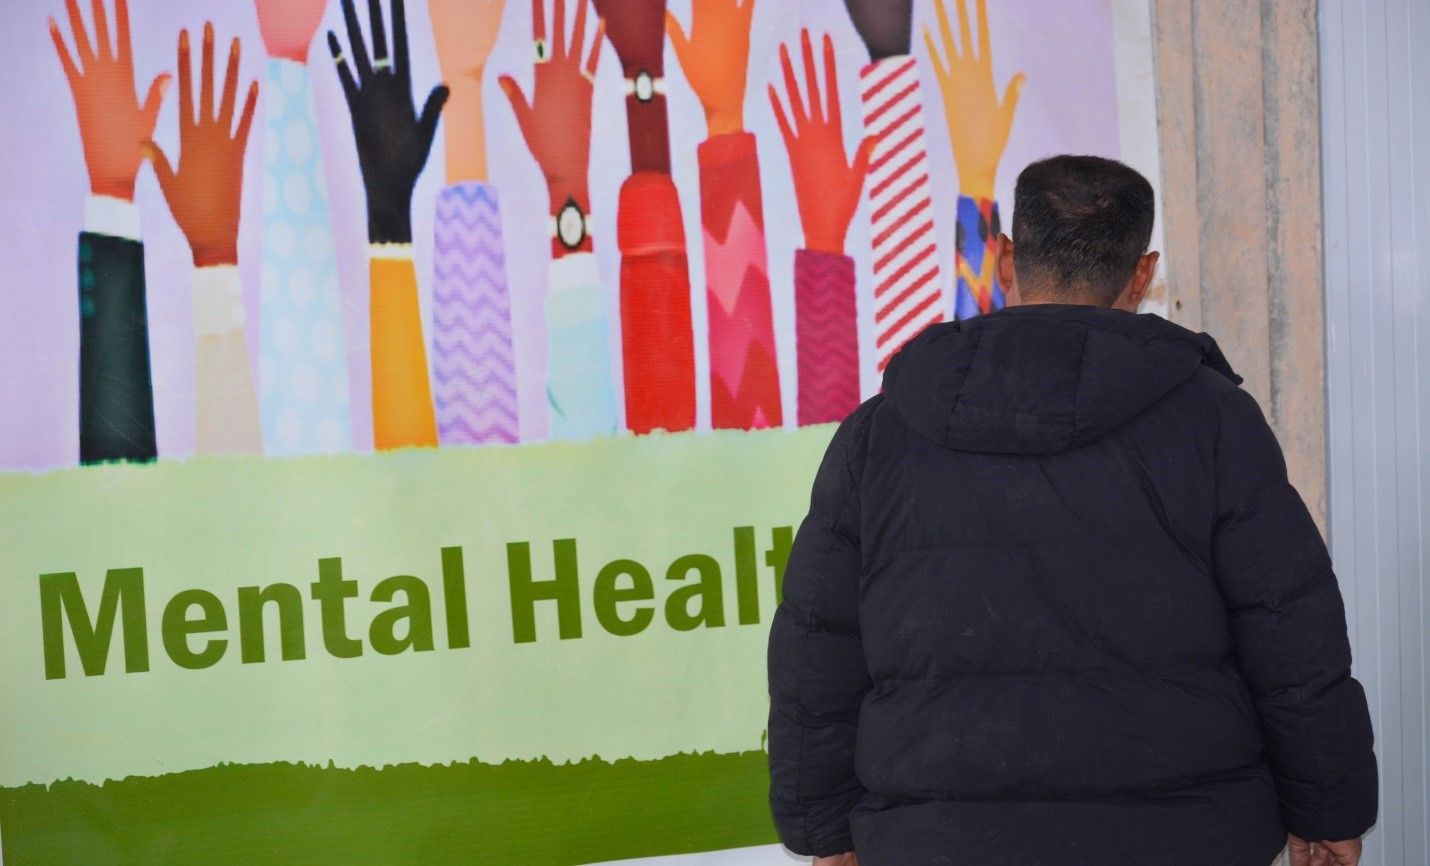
[768,305,1377,865]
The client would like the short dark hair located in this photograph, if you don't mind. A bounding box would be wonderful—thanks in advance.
[1010,155,1155,305]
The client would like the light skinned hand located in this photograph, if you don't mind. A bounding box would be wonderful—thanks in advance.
[813,854,857,866]
[1288,833,1362,866]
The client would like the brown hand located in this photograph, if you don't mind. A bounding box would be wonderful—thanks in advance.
[665,0,754,137]
[143,25,258,267]
[51,0,170,201]
[592,0,667,77]
[769,30,873,256]
[499,0,603,251]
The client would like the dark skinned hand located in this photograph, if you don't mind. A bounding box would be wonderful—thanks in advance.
[842,0,913,61]
[327,0,448,244]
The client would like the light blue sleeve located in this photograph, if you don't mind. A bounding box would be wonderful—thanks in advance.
[545,252,619,441]
[258,58,353,455]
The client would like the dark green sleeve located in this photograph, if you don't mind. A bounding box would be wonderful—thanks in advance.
[78,232,157,464]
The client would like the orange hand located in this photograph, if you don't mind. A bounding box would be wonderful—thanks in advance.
[922,0,1024,200]
[768,30,873,256]
[432,0,507,182]
[665,0,754,136]
[143,25,259,268]
[50,0,170,201]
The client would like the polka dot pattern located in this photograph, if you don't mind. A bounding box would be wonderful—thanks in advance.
[259,59,352,456]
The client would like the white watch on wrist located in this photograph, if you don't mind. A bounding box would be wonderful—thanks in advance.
[623,70,666,102]
[552,197,592,250]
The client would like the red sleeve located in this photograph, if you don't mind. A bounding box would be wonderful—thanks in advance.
[697,131,782,429]
[615,171,696,434]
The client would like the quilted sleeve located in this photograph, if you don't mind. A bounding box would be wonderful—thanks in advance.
[1212,387,1378,842]
[768,397,880,856]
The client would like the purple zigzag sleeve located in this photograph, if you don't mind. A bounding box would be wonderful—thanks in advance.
[432,182,519,445]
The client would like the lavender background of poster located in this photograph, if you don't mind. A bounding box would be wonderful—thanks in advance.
[0,0,1118,471]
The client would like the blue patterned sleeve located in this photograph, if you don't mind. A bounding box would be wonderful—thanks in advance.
[258,58,353,455]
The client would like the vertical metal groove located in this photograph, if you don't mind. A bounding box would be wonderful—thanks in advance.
[1322,0,1429,860]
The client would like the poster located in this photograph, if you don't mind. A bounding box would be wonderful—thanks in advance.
[0,0,1159,861]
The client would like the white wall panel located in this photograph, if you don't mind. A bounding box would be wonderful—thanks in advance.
[1321,0,1430,863]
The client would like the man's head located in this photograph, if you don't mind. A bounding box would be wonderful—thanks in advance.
[995,155,1159,311]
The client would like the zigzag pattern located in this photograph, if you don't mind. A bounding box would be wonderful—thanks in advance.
[702,201,782,429]
[707,263,783,430]
[708,339,782,432]
[432,182,518,445]
[795,249,860,426]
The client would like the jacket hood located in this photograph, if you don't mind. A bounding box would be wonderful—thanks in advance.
[881,304,1241,454]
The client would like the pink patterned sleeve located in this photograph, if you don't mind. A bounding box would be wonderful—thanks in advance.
[697,131,782,430]
[795,248,859,427]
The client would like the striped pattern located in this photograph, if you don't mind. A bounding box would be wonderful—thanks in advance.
[794,249,859,427]
[860,55,944,371]
[432,182,518,445]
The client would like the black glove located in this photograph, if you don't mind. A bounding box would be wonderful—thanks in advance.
[842,0,913,61]
[328,0,448,244]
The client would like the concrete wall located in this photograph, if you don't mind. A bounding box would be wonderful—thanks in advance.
[1151,0,1327,530]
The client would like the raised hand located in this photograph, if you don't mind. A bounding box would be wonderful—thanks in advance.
[432,0,507,80]
[592,0,671,173]
[328,0,449,244]
[50,0,170,201]
[1289,834,1362,866]
[769,30,873,256]
[143,25,258,267]
[431,0,508,183]
[923,0,1024,199]
[842,0,913,61]
[665,0,754,137]
[592,0,665,75]
[254,0,329,62]
[499,0,603,256]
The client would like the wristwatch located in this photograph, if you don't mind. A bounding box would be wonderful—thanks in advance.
[624,70,666,103]
[553,196,592,251]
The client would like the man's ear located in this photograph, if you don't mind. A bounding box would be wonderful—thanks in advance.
[996,234,1019,305]
[1114,250,1160,311]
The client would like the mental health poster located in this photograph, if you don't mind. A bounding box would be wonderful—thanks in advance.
[0,0,1160,862]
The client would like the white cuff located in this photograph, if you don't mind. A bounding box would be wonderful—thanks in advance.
[84,195,141,241]
[549,251,600,291]
[369,242,415,260]
[193,265,245,336]
[547,252,604,323]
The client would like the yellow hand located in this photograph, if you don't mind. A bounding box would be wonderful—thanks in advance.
[923,0,1024,200]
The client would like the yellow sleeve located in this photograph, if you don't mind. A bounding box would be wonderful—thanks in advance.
[369,251,438,450]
